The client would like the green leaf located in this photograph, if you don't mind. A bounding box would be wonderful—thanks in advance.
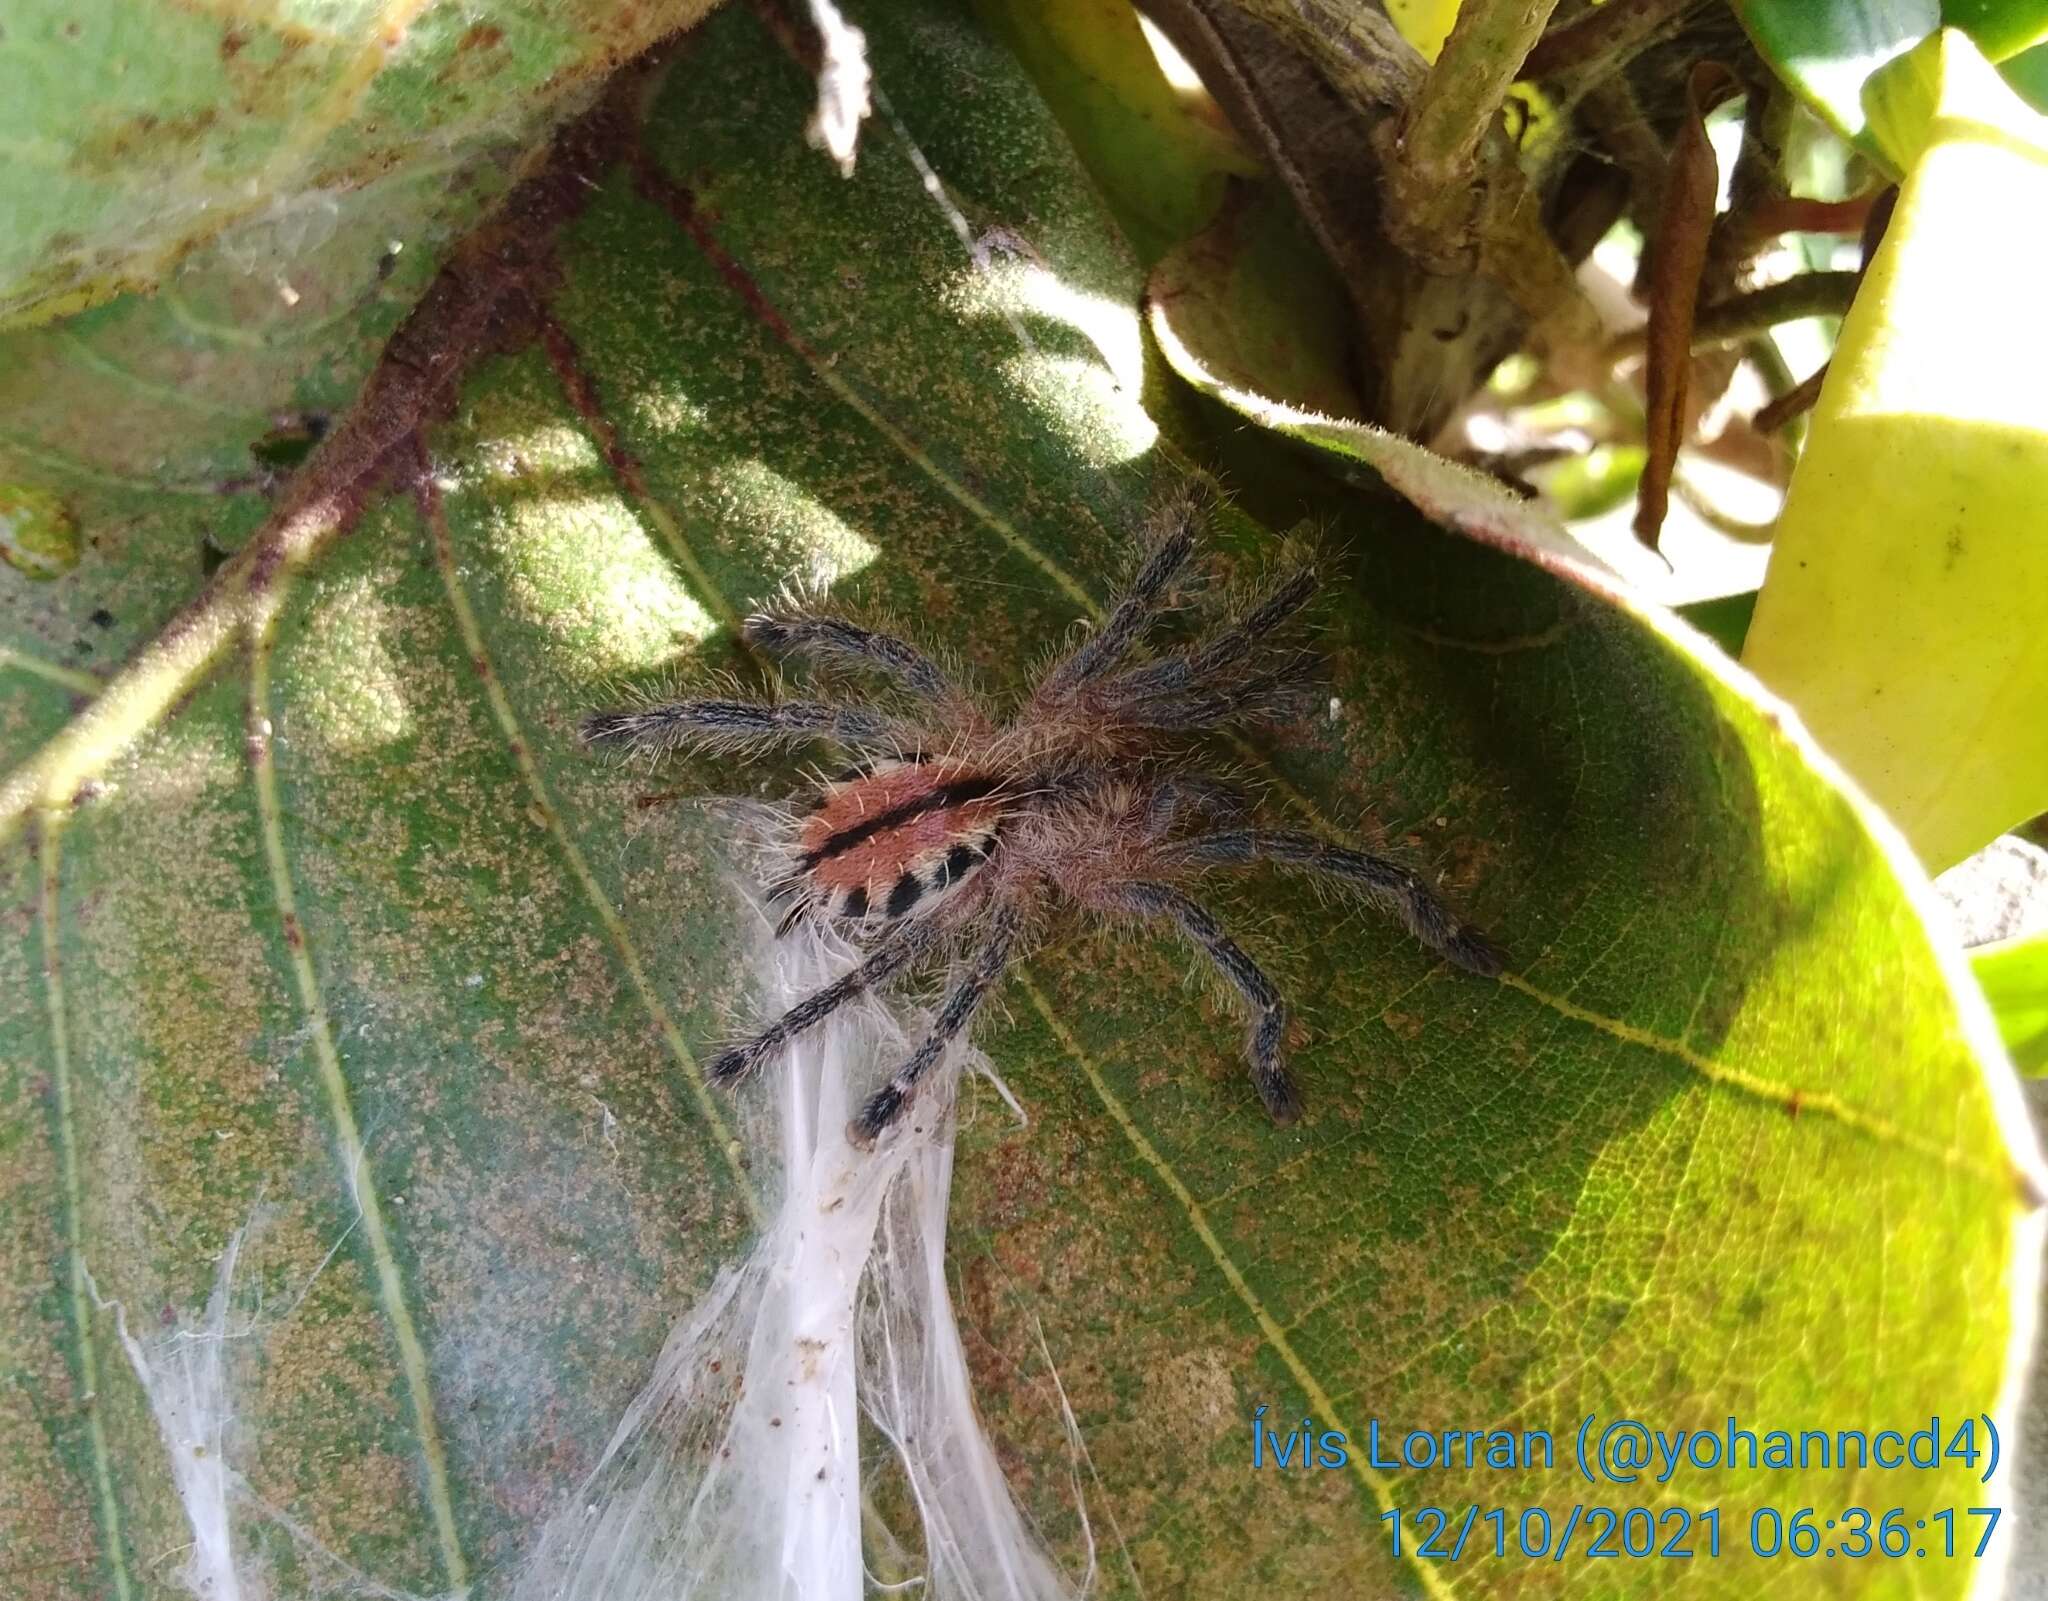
[1974,932,2048,1073]
[1742,32,2048,870]
[1945,0,2048,58]
[1736,0,2048,158]
[1736,0,1940,159]
[2002,35,2048,101]
[0,0,720,326]
[1675,589,1760,659]
[2,4,2040,1598]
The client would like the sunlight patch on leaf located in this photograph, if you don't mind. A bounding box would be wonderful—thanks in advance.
[712,459,882,591]
[117,722,244,816]
[624,383,716,442]
[951,264,1158,467]
[290,575,416,753]
[478,485,724,674]
[989,263,1149,391]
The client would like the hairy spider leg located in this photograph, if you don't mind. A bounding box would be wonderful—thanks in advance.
[848,903,1025,1145]
[1140,775,1254,839]
[1108,566,1317,702]
[1101,649,1324,731]
[1077,566,1319,732]
[1161,829,1506,975]
[1034,515,1198,700]
[744,612,962,705]
[706,917,947,1083]
[581,698,912,757]
[1107,881,1300,1122]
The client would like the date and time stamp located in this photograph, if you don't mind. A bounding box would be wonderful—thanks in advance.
[1248,1408,2010,1565]
[1377,1504,2002,1564]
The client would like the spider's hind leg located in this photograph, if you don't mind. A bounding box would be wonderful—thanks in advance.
[1140,774,1254,840]
[848,904,1023,1146]
[1105,881,1299,1123]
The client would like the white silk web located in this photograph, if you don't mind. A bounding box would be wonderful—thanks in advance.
[511,901,1089,1601]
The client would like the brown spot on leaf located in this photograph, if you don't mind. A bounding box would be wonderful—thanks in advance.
[1382,1009,1424,1041]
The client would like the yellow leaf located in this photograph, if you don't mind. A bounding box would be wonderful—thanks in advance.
[1742,30,2048,870]
[1388,0,1461,61]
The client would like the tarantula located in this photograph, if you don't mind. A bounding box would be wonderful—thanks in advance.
[584,508,1504,1146]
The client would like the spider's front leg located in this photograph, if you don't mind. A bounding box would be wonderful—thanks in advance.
[707,918,945,1084]
[1104,880,1300,1123]
[1161,829,1505,975]
[743,611,972,713]
[1031,510,1197,704]
[1104,566,1317,703]
[582,697,911,757]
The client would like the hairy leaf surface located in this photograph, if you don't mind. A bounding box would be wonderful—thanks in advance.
[1,4,2039,1598]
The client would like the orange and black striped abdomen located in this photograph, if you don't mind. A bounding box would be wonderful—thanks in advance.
[796,760,1004,922]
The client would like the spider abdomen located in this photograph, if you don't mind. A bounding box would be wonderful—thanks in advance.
[795,758,1004,923]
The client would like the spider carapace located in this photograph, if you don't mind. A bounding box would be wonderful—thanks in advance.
[584,503,1504,1147]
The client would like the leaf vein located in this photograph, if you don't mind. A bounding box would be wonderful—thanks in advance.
[1018,971,1456,1601]
[247,601,471,1592]
[534,311,742,633]
[635,158,1099,616]
[414,463,759,1220]
[36,818,136,1601]
[0,646,102,696]
[1500,972,2023,1190]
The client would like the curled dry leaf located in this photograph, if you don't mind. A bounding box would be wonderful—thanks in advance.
[1636,60,1742,551]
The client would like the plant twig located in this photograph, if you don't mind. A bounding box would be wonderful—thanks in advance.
[0,70,647,844]
[1221,0,1423,114]
[1607,270,1861,359]
[1577,73,1671,235]
[1383,0,1564,270]
[1673,471,1778,543]
[1739,333,1806,454]
[1745,194,1878,236]
[1523,0,1698,81]
[1374,0,1600,343]
[1754,363,1828,433]
[1706,76,1791,284]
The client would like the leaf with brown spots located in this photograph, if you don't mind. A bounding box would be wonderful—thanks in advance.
[0,0,725,327]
